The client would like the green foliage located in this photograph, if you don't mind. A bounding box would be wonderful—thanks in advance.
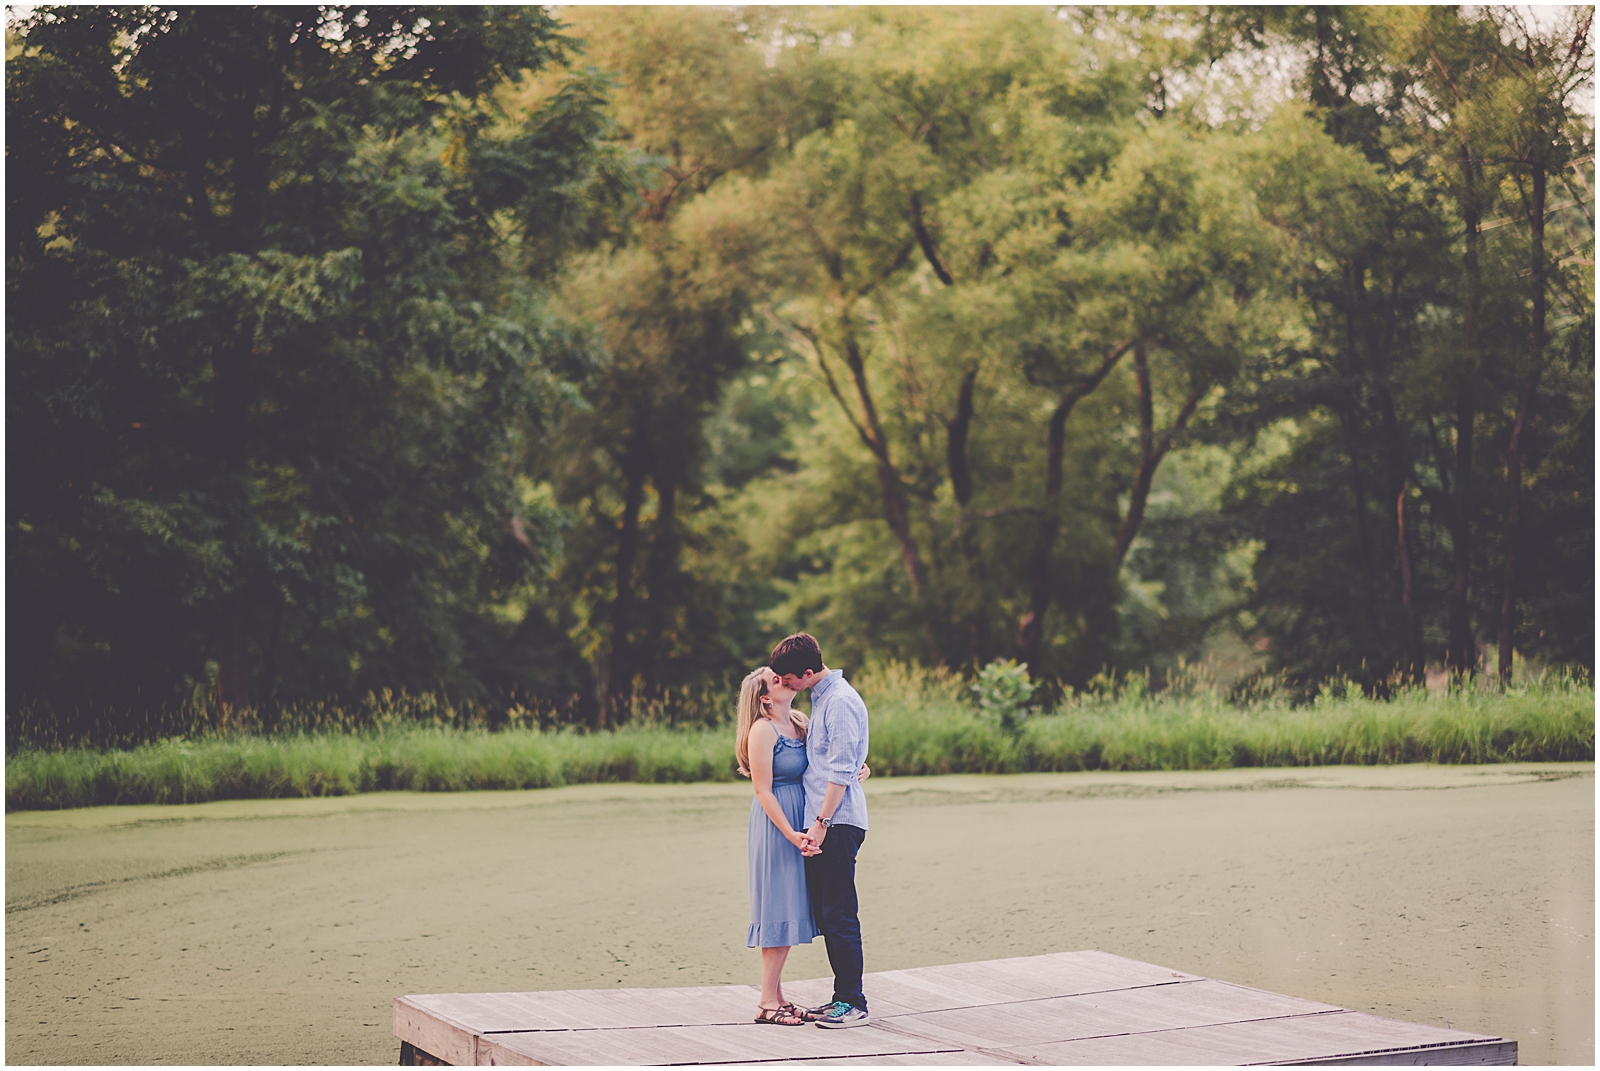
[1200,9,1596,688]
[685,9,1256,677]
[7,6,614,715]
[970,659,1038,734]
[6,7,1592,737]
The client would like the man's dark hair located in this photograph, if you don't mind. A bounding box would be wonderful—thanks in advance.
[769,632,823,677]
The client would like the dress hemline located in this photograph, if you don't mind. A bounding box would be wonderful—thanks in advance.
[746,920,818,948]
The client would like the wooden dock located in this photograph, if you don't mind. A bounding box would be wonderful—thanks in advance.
[393,950,1516,1065]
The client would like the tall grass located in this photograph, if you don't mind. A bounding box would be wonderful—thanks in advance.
[865,662,1595,775]
[7,665,1592,811]
[5,724,740,811]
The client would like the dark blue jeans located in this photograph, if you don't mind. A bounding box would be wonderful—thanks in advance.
[805,823,866,1011]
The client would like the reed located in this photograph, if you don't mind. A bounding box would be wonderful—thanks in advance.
[7,665,1591,811]
[865,663,1595,775]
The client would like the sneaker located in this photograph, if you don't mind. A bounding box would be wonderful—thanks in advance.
[815,1004,870,1029]
[802,1000,850,1022]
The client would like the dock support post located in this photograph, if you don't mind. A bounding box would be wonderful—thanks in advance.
[399,1040,451,1066]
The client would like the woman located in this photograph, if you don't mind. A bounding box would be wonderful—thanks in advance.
[737,667,870,1025]
[737,666,818,1025]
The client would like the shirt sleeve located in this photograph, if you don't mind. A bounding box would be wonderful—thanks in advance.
[822,693,865,785]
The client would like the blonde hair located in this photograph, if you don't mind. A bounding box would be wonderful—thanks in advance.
[735,667,808,778]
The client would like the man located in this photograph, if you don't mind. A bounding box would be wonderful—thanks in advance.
[768,632,870,1029]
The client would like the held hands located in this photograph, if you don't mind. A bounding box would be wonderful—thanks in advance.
[790,828,823,856]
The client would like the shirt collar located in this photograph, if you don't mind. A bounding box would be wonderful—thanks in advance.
[811,669,844,703]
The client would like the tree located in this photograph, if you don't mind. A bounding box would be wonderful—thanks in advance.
[1205,6,1593,690]
[1473,8,1594,684]
[533,7,814,722]
[12,7,1590,729]
[688,10,1136,670]
[696,9,1286,682]
[1003,121,1283,678]
[7,6,605,720]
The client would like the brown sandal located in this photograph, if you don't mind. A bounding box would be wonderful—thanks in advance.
[754,1004,806,1026]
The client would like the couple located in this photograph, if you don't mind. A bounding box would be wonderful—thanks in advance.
[735,632,871,1029]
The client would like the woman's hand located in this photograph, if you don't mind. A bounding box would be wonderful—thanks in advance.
[793,829,822,856]
[858,763,871,783]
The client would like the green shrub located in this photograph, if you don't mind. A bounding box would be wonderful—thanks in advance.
[970,659,1038,735]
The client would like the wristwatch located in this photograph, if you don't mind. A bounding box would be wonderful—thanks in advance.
[817,816,833,829]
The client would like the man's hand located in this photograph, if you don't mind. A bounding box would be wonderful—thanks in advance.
[807,820,828,851]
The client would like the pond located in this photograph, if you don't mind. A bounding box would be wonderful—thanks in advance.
[6,765,1592,1065]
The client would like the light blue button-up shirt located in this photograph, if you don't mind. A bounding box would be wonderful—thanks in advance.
[803,670,869,831]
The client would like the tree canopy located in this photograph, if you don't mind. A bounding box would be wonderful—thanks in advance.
[8,5,1593,730]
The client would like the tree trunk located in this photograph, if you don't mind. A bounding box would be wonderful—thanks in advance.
[1394,478,1422,683]
[839,333,932,602]
[1119,343,1156,565]
[1447,380,1475,676]
[641,472,680,692]
[809,315,940,659]
[1338,272,1374,578]
[192,96,270,726]
[947,367,977,509]
[217,593,249,724]
[1362,265,1424,681]
[909,192,955,287]
[1015,340,1133,673]
[1342,414,1374,576]
[214,342,253,721]
[1111,347,1207,569]
[877,463,928,598]
[1499,166,1546,685]
[946,365,986,659]
[1355,262,1416,601]
[604,435,650,727]
[1425,414,1453,500]
[1396,480,1414,610]
[1447,153,1482,678]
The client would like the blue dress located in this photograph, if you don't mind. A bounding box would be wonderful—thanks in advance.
[747,732,819,948]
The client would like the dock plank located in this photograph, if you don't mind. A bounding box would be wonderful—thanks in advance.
[997,1010,1512,1066]
[403,992,566,1034]
[877,978,1344,1051]
[867,950,1201,1015]
[501,989,659,1031]
[394,951,1515,1066]
[921,954,1187,999]
[486,1023,968,1066]
[1031,949,1205,990]
[827,1050,1029,1065]
[517,986,757,1030]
